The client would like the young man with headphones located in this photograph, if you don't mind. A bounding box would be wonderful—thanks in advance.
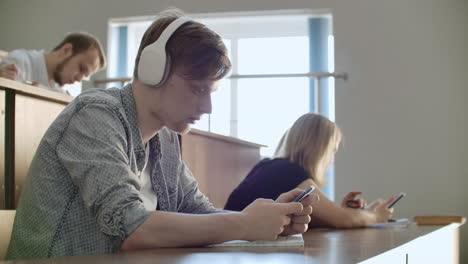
[6,9,316,260]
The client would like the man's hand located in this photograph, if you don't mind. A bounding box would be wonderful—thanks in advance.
[276,188,319,236]
[240,198,303,241]
[0,64,19,80]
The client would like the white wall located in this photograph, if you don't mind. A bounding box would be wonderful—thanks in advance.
[1,0,467,260]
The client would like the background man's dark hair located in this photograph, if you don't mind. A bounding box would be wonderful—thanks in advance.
[53,32,107,70]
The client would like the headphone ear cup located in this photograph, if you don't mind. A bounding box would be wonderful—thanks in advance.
[138,42,167,86]
[137,17,191,86]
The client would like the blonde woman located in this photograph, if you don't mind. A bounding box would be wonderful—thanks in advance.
[225,113,395,228]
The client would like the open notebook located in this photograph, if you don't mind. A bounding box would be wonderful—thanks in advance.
[210,234,304,247]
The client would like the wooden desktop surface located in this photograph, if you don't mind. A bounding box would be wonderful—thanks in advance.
[0,224,461,264]
[0,78,73,104]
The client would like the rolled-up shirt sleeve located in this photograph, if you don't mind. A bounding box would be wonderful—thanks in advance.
[56,103,151,240]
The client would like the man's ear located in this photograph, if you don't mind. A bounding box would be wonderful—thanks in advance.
[59,43,73,58]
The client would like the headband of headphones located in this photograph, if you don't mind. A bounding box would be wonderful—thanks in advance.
[138,17,191,86]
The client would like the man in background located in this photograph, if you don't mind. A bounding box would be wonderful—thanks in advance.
[0,32,106,94]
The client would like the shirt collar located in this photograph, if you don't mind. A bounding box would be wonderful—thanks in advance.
[120,83,147,169]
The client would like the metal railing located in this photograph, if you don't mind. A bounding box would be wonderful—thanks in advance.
[228,72,348,113]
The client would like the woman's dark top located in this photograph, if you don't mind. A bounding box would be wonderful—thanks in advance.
[224,158,310,211]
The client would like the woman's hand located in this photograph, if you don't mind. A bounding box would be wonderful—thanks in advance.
[366,198,395,223]
[341,191,367,209]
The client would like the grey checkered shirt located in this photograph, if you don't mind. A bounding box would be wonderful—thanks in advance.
[7,84,219,260]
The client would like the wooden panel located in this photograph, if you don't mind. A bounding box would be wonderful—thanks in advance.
[14,94,67,207]
[0,90,4,209]
[181,129,262,208]
[1,78,73,208]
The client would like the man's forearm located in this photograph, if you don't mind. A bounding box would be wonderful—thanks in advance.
[121,211,246,250]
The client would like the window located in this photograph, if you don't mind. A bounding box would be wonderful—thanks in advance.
[235,37,310,156]
[63,82,82,96]
[194,13,334,158]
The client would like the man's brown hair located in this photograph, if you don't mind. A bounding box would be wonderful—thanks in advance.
[133,8,231,85]
[53,32,107,70]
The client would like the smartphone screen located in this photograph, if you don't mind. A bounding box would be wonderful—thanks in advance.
[293,186,315,202]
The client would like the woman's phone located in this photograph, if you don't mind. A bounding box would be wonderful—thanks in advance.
[387,192,406,208]
[293,186,315,202]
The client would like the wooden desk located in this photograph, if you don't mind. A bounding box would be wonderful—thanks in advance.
[181,129,263,208]
[0,78,261,209]
[0,78,73,209]
[0,224,461,263]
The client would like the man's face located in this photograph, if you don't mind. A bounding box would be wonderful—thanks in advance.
[54,48,100,86]
[151,72,217,134]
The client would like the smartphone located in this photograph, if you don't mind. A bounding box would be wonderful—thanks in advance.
[387,192,406,208]
[293,186,315,202]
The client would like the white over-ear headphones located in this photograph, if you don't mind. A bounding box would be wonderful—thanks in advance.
[138,17,191,86]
